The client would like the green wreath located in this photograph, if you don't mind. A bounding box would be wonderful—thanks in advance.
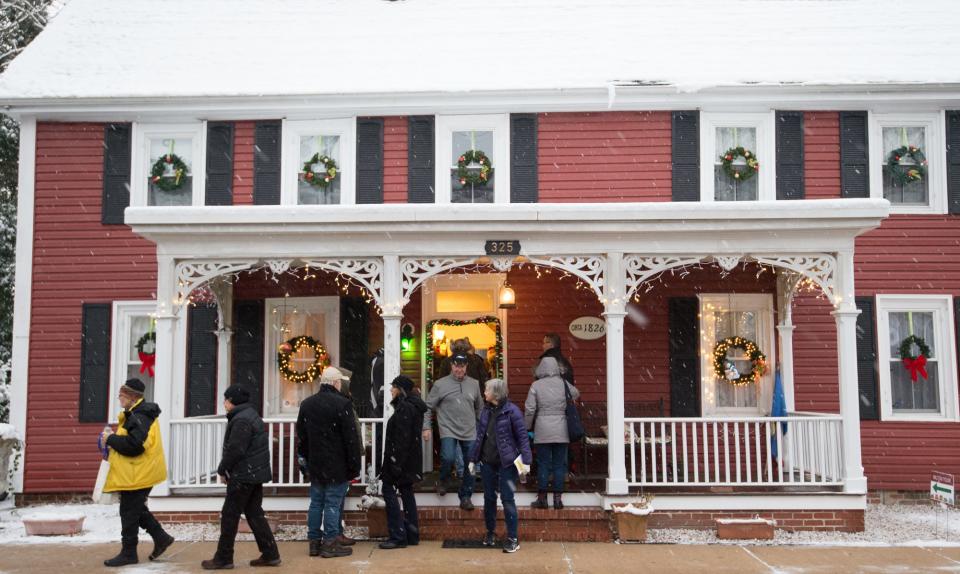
[277,335,330,384]
[886,145,927,185]
[456,149,493,186]
[712,336,767,387]
[150,154,190,192]
[136,331,156,355]
[720,147,760,182]
[301,153,339,189]
[898,334,931,361]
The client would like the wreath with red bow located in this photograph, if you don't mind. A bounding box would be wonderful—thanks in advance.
[899,335,931,382]
[136,331,156,377]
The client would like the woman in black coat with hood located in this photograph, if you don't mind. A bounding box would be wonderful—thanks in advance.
[378,375,428,549]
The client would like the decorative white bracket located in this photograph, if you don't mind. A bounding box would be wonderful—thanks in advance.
[753,254,838,306]
[174,260,256,312]
[399,257,477,306]
[623,255,707,300]
[526,255,606,300]
[303,258,384,308]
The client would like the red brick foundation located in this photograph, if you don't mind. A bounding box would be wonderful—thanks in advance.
[647,510,864,532]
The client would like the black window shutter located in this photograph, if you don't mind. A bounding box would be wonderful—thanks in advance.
[510,113,538,203]
[186,304,219,417]
[955,297,960,384]
[776,111,805,200]
[407,116,435,203]
[947,111,960,214]
[205,122,234,206]
[840,111,869,198]
[668,297,700,416]
[102,124,132,225]
[232,300,265,413]
[671,111,700,202]
[253,120,282,205]
[79,303,112,422]
[356,118,384,204]
[855,297,879,420]
[340,297,370,415]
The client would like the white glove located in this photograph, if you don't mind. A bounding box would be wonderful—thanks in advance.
[468,462,476,475]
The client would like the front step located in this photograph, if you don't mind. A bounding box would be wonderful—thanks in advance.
[417,506,613,542]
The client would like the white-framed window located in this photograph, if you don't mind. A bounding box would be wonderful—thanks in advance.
[436,114,510,204]
[109,301,158,421]
[699,293,777,416]
[130,123,206,207]
[876,295,959,422]
[869,112,947,214]
[700,112,776,202]
[282,118,356,206]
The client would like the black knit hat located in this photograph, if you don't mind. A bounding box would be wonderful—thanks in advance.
[121,378,146,395]
[224,384,250,405]
[391,375,414,394]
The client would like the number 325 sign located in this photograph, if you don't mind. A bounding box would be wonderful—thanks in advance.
[485,240,521,255]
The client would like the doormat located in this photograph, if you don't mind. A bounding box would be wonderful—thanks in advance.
[441,539,498,549]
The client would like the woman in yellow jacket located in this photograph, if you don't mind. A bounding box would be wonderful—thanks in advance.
[101,378,174,567]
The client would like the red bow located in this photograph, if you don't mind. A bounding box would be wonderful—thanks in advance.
[139,351,156,378]
[902,354,928,382]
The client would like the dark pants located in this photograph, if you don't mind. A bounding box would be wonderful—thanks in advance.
[215,482,279,562]
[439,438,476,500]
[119,487,165,550]
[481,463,519,540]
[536,443,569,493]
[382,480,419,544]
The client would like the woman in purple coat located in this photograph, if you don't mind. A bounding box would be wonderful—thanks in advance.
[467,378,532,554]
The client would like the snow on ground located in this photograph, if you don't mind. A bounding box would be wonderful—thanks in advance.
[1,501,958,546]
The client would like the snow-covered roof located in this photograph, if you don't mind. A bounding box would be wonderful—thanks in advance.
[1,0,960,102]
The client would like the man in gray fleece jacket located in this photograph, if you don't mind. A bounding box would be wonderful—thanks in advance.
[422,354,483,509]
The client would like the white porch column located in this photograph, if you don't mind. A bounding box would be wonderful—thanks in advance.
[776,319,797,412]
[152,255,180,496]
[209,281,234,415]
[381,255,403,419]
[603,252,628,495]
[831,250,867,494]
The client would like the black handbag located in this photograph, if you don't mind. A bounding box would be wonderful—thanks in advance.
[564,382,585,443]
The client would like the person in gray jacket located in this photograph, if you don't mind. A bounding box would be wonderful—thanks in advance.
[422,353,483,510]
[524,357,580,510]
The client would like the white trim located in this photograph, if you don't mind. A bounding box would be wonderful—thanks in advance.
[280,118,356,206]
[868,111,947,215]
[8,117,36,494]
[875,294,960,422]
[109,301,160,421]
[130,122,207,208]
[602,493,866,511]
[700,111,776,203]
[435,114,510,204]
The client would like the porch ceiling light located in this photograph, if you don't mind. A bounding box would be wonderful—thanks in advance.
[499,281,517,309]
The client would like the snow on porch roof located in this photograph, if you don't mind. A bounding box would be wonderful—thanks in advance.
[1,0,960,102]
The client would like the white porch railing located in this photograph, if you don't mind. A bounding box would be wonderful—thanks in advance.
[168,417,385,489]
[624,414,844,487]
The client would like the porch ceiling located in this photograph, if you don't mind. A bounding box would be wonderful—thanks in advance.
[126,199,889,259]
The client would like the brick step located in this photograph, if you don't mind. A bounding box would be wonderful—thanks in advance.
[416,506,613,542]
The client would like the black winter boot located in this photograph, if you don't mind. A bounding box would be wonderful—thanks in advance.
[530,491,549,509]
[104,546,138,567]
[553,492,564,510]
[149,532,175,560]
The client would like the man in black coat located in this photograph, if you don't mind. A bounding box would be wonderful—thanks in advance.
[377,375,428,549]
[296,367,362,559]
[202,385,280,570]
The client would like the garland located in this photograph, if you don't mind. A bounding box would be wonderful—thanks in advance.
[456,150,493,186]
[150,154,189,192]
[425,316,503,388]
[136,331,156,377]
[720,147,760,182]
[899,334,931,382]
[277,335,330,384]
[712,336,767,387]
[886,145,927,185]
[300,153,339,189]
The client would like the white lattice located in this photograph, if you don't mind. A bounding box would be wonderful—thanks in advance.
[303,258,384,307]
[488,256,516,272]
[265,259,292,276]
[753,254,838,305]
[400,257,477,304]
[175,260,256,311]
[714,255,742,272]
[527,255,605,299]
[623,255,707,300]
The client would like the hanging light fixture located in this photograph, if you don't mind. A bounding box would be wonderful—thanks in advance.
[498,281,517,309]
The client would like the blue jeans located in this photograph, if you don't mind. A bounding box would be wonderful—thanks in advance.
[439,437,476,500]
[308,481,349,543]
[536,443,569,493]
[481,463,519,540]
[382,479,419,544]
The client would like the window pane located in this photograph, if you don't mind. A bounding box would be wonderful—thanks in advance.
[881,126,928,205]
[298,135,341,205]
[891,361,940,412]
[451,130,495,203]
[888,312,936,359]
[452,131,493,163]
[148,137,193,206]
[714,310,758,409]
[714,127,758,201]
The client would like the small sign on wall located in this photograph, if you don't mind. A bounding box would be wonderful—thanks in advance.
[569,316,605,340]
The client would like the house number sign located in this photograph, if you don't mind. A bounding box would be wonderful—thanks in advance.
[484,240,521,255]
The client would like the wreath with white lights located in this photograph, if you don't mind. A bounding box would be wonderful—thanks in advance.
[886,146,927,185]
[712,336,767,386]
[300,153,339,189]
[456,149,493,186]
[720,147,760,182]
[898,334,931,383]
[149,154,190,192]
[277,335,330,384]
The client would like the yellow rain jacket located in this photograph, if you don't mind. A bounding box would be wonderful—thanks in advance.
[103,398,167,492]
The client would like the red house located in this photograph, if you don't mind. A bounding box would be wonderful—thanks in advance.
[1,0,958,539]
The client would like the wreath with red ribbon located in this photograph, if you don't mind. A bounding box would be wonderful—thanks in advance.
[899,335,930,382]
[136,331,156,377]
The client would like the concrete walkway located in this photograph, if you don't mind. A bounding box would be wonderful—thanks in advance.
[2,541,960,574]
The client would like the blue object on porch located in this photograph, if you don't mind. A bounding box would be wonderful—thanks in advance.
[771,369,788,460]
